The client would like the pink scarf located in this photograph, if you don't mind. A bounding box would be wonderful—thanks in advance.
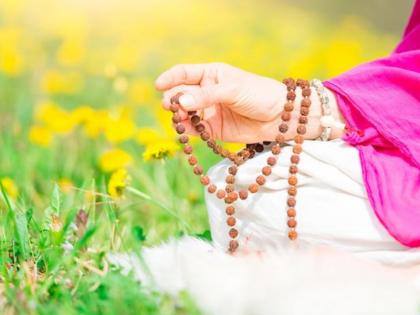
[324,0,420,247]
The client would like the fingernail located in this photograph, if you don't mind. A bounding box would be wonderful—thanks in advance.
[179,94,196,109]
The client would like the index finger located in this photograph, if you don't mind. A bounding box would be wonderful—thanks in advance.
[155,64,207,91]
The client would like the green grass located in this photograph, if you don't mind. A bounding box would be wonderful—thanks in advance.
[0,97,218,313]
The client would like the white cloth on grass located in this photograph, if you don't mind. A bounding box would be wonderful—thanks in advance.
[206,139,420,266]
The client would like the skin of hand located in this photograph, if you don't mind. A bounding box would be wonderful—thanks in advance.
[155,63,345,143]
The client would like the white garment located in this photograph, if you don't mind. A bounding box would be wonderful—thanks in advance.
[206,139,420,266]
[108,140,420,314]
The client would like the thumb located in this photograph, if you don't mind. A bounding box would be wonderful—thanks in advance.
[178,85,232,111]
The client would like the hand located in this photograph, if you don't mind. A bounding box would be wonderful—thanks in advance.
[155,63,341,143]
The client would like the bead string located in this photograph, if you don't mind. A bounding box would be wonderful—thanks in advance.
[169,78,310,253]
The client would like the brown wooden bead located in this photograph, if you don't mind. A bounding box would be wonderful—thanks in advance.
[300,107,309,116]
[193,165,203,175]
[297,125,306,135]
[287,91,296,101]
[288,186,297,196]
[271,145,281,155]
[287,218,297,228]
[176,124,186,134]
[172,113,182,124]
[288,176,298,186]
[224,196,234,204]
[293,145,302,154]
[195,124,205,132]
[287,197,296,207]
[179,135,189,144]
[284,102,294,112]
[225,184,235,193]
[190,115,201,125]
[302,88,311,97]
[267,156,277,166]
[279,123,288,133]
[294,135,304,144]
[200,176,210,186]
[256,175,266,186]
[188,155,197,165]
[248,183,259,193]
[291,154,300,164]
[255,143,264,153]
[200,132,210,141]
[234,156,244,166]
[221,149,229,158]
[226,175,235,184]
[275,134,285,144]
[207,139,216,148]
[169,104,179,113]
[227,192,238,202]
[216,190,226,199]
[228,152,236,161]
[239,190,248,200]
[208,184,217,194]
[301,98,311,107]
[298,116,308,124]
[229,240,239,252]
[170,93,182,105]
[288,230,298,240]
[289,165,298,174]
[226,206,235,215]
[287,208,296,217]
[227,216,236,226]
[228,165,238,175]
[183,145,193,154]
[281,112,291,121]
[229,228,239,239]
[262,166,272,176]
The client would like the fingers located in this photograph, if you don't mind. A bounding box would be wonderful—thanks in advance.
[163,84,233,112]
[155,63,216,91]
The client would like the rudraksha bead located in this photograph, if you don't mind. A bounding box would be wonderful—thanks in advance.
[226,206,235,215]
[262,166,272,176]
[227,216,236,226]
[229,228,239,238]
[216,190,226,199]
[256,175,266,186]
[176,124,186,134]
[179,135,189,144]
[248,183,259,193]
[208,184,217,194]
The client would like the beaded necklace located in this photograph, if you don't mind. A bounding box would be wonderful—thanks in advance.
[170,78,311,253]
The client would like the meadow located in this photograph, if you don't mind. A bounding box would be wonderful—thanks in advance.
[0,0,401,313]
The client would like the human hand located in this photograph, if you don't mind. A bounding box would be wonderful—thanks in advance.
[156,63,341,143]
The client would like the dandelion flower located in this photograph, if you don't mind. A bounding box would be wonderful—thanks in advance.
[108,169,129,199]
[99,148,133,172]
[136,128,161,145]
[0,177,18,199]
[143,141,179,161]
[29,125,53,147]
[104,117,136,143]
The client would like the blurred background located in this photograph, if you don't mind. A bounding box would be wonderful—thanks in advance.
[0,0,415,312]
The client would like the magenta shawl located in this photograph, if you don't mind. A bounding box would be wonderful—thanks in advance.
[324,0,420,247]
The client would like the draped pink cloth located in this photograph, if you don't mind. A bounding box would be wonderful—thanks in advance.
[324,0,420,247]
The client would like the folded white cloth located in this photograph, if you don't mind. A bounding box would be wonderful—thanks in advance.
[206,139,420,266]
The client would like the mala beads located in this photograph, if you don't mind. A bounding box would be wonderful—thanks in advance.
[169,78,311,253]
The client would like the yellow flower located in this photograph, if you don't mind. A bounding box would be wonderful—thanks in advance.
[0,49,24,76]
[136,128,162,145]
[57,38,86,66]
[58,178,73,194]
[0,177,18,199]
[41,70,83,94]
[99,148,133,172]
[143,141,179,161]
[83,110,110,139]
[108,169,129,199]
[104,117,137,143]
[71,106,95,125]
[35,101,76,135]
[29,125,53,147]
